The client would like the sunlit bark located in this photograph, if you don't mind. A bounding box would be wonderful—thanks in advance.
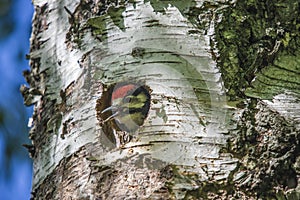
[25,0,300,199]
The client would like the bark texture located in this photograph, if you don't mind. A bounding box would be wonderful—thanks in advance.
[24,0,299,199]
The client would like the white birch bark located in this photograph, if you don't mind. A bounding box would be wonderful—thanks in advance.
[25,0,300,199]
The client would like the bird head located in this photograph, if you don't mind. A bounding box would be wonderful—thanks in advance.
[101,83,151,132]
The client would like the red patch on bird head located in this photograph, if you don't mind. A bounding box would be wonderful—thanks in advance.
[111,84,137,101]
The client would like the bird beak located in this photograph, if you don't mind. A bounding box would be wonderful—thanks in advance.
[101,105,116,114]
[101,105,119,123]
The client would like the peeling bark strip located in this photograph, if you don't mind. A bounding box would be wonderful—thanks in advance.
[25,0,300,199]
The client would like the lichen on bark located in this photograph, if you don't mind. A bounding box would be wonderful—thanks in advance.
[214,0,300,198]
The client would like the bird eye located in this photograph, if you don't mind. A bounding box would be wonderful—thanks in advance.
[124,95,132,102]
[123,95,139,105]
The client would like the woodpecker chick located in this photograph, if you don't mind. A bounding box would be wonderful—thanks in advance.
[101,83,151,132]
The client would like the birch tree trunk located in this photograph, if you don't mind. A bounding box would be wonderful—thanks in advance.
[24,0,300,199]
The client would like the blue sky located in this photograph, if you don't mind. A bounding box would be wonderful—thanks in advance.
[0,0,33,199]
